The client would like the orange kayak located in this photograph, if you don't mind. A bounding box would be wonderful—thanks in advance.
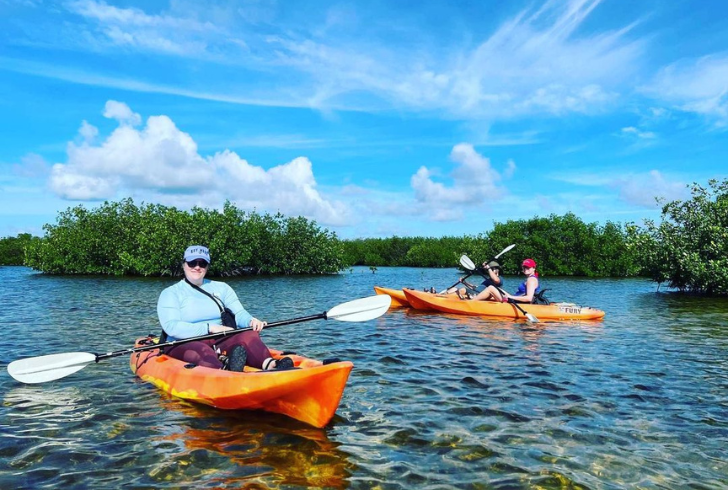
[373,286,410,307]
[402,289,605,320]
[129,338,353,428]
[374,286,457,308]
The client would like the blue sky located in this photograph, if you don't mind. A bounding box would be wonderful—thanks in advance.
[1,0,727,239]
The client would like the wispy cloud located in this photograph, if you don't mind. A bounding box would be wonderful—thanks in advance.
[645,53,728,126]
[3,0,646,120]
[612,170,688,207]
[65,0,247,58]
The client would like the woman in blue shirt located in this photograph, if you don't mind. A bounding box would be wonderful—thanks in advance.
[157,245,292,372]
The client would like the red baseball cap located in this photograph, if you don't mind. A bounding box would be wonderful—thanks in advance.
[522,258,537,268]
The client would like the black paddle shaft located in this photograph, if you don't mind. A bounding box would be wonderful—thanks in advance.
[95,312,327,362]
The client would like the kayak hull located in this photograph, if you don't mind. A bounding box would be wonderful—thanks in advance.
[402,289,605,320]
[130,338,353,428]
[373,286,409,307]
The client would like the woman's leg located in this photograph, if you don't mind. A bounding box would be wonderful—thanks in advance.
[165,339,222,369]
[215,331,272,370]
[471,285,503,302]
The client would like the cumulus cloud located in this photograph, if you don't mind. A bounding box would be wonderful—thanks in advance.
[48,101,348,225]
[612,170,688,208]
[410,143,509,221]
[103,100,142,125]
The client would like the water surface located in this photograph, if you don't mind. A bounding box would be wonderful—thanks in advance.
[1,266,727,489]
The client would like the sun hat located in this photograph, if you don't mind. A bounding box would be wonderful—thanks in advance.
[184,245,210,263]
[487,261,500,269]
[522,258,537,268]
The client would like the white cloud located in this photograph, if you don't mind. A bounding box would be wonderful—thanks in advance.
[103,100,141,125]
[5,0,645,120]
[612,170,688,208]
[48,101,348,225]
[645,53,728,126]
[270,0,641,118]
[410,143,508,221]
[78,120,98,143]
[65,0,246,58]
[621,126,656,139]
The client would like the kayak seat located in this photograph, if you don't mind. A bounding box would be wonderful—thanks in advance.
[533,289,551,305]
[262,356,297,371]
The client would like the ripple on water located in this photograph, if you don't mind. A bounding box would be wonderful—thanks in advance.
[2,268,728,489]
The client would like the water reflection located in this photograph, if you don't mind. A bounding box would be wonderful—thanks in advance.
[145,398,354,488]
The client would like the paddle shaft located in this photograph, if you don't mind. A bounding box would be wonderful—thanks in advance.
[95,312,326,362]
[445,244,515,293]
[493,285,538,322]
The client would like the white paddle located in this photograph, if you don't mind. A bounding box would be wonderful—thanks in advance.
[8,294,392,384]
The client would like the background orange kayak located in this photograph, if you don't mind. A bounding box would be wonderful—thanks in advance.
[402,289,605,320]
[374,286,457,308]
[373,286,409,307]
[129,338,353,428]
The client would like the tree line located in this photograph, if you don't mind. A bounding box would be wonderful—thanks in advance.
[1,179,726,294]
[14,198,345,276]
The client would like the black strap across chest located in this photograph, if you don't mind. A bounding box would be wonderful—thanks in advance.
[185,278,225,312]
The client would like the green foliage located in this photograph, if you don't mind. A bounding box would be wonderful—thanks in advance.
[25,198,344,276]
[626,179,728,295]
[0,233,40,265]
[341,213,640,277]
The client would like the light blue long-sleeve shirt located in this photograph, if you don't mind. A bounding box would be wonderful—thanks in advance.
[157,279,254,341]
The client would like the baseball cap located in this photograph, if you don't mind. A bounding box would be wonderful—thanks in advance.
[522,258,537,268]
[184,245,210,263]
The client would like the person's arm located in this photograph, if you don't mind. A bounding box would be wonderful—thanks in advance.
[483,264,503,287]
[157,288,209,339]
[512,277,538,303]
[219,284,256,329]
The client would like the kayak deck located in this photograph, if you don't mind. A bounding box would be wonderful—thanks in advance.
[402,289,605,320]
[374,286,456,308]
[130,338,353,428]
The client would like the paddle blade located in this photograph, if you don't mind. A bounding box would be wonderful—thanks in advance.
[460,255,476,271]
[494,243,516,259]
[326,295,391,322]
[7,352,97,384]
[525,313,539,323]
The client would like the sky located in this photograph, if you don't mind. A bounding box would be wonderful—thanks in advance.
[1,0,727,239]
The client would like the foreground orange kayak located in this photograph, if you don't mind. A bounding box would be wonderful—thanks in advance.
[402,289,605,320]
[129,338,353,428]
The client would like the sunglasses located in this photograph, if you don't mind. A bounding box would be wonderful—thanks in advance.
[186,259,209,268]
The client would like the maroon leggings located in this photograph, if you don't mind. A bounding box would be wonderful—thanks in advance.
[164,331,272,369]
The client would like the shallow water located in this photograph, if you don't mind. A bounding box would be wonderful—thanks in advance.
[1,266,727,489]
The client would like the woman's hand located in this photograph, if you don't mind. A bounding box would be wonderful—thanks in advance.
[249,318,267,332]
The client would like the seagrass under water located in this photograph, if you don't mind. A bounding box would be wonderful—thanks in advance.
[0,266,726,489]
